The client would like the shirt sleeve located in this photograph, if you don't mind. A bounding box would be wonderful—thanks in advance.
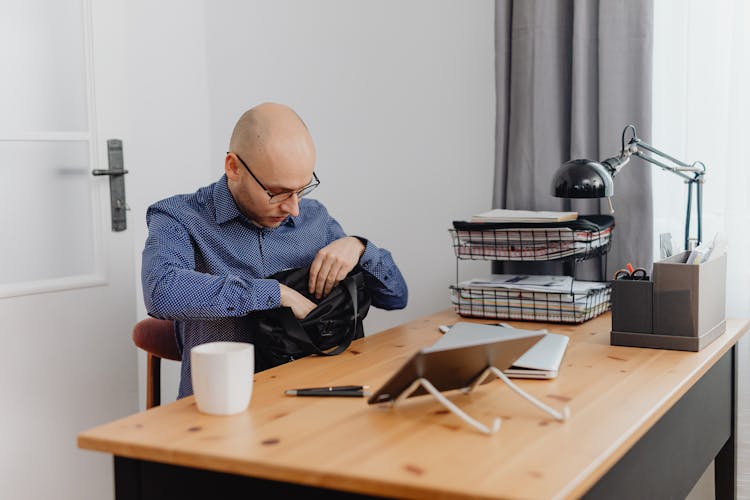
[325,214,408,311]
[141,208,281,320]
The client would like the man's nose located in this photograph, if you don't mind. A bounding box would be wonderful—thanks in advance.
[280,193,300,217]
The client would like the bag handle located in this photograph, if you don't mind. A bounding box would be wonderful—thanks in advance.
[276,275,359,356]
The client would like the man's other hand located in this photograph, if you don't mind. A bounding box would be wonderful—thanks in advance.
[309,236,366,299]
[279,284,317,319]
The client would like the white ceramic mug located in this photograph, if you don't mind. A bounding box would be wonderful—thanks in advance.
[190,342,254,415]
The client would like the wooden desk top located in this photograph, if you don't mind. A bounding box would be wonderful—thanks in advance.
[79,311,750,499]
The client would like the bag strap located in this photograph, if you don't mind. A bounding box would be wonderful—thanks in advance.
[276,275,360,356]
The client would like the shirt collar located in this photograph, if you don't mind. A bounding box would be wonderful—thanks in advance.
[213,175,243,225]
[213,175,298,228]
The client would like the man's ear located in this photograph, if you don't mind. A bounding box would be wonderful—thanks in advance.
[225,153,240,181]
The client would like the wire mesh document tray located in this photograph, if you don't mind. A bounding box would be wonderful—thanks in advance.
[450,282,612,324]
[450,215,614,262]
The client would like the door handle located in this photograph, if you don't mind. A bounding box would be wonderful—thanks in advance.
[92,139,129,231]
[92,169,129,176]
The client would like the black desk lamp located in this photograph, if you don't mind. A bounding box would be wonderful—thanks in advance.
[551,124,706,250]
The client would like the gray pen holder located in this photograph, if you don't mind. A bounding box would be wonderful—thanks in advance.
[611,279,653,334]
[611,251,727,352]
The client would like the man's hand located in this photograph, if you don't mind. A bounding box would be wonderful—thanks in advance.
[279,284,317,319]
[309,236,366,299]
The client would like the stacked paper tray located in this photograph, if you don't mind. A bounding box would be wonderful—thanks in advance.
[450,275,612,324]
[450,215,614,262]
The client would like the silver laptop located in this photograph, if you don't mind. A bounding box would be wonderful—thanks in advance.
[431,322,569,379]
[367,331,543,405]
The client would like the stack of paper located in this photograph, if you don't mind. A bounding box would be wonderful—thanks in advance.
[462,275,574,292]
[452,225,613,260]
[470,209,578,224]
[451,274,610,323]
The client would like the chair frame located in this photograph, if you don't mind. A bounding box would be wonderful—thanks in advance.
[132,318,180,409]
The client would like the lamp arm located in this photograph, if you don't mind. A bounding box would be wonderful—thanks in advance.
[631,148,699,182]
[616,124,706,249]
[614,124,706,182]
[629,141,706,182]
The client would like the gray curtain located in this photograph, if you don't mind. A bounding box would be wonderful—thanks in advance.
[493,0,654,279]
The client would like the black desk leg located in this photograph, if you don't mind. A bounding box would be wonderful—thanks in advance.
[114,456,140,500]
[715,345,737,499]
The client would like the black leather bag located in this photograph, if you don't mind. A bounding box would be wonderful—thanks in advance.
[247,266,371,371]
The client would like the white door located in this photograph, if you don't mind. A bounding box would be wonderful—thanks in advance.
[0,1,138,499]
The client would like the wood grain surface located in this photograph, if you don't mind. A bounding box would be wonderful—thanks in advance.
[78,311,750,499]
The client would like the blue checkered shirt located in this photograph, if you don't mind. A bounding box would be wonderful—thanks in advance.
[142,175,408,397]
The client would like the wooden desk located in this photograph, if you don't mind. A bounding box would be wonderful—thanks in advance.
[79,311,749,499]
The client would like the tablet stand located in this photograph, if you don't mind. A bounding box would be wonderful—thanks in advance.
[395,377,502,435]
[392,366,570,435]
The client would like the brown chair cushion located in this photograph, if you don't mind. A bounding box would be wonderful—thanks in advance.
[132,318,181,361]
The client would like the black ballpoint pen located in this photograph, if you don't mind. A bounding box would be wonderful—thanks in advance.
[284,386,371,397]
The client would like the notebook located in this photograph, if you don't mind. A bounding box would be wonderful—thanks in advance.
[432,322,569,379]
[470,209,578,223]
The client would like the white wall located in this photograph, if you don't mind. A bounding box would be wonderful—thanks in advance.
[203,0,496,332]
[126,0,213,407]
[129,1,496,406]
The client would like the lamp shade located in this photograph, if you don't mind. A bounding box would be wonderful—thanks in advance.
[551,159,614,198]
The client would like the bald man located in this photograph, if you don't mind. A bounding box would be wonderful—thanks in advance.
[141,103,407,398]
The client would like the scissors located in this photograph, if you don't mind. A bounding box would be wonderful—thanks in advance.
[614,262,649,280]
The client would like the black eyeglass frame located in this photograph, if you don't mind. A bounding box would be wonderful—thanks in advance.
[230,152,320,204]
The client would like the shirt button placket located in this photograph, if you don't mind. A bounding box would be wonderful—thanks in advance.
[258,229,266,277]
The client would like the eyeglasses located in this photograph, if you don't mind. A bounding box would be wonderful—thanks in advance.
[231,152,320,204]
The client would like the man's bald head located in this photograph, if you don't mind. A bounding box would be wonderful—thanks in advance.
[224,103,316,228]
[229,102,314,170]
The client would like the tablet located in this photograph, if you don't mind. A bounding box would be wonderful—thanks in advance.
[367,333,543,405]
[432,322,570,379]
